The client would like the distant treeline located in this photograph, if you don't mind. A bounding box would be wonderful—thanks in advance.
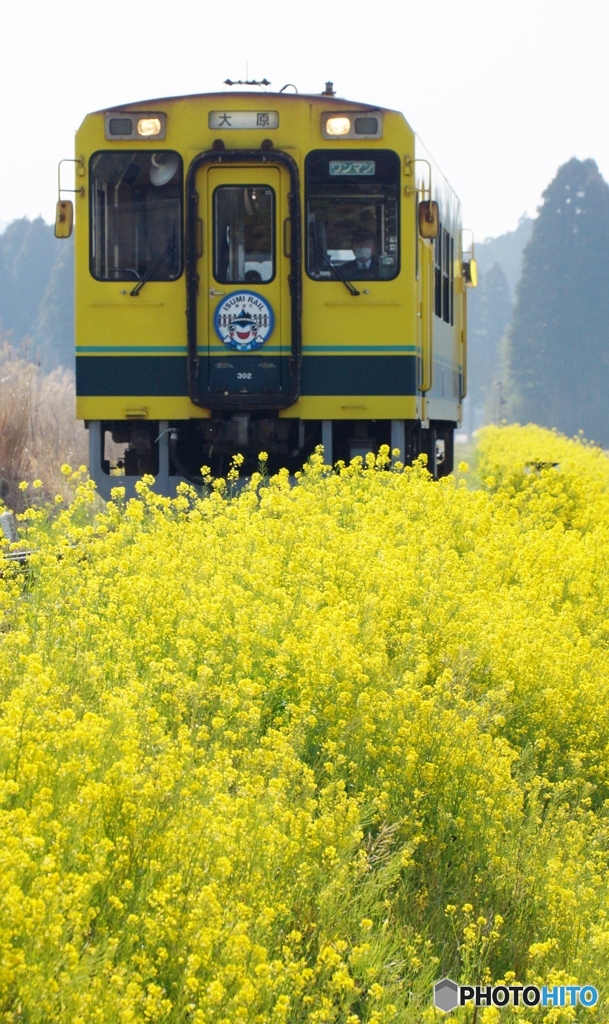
[468,157,609,447]
[465,217,532,433]
[0,218,73,369]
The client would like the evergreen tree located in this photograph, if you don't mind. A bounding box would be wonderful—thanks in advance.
[476,215,533,301]
[466,263,512,429]
[0,218,57,343]
[32,236,74,370]
[507,158,609,443]
[0,218,73,369]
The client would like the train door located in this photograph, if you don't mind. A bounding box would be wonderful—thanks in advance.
[418,233,434,412]
[190,161,297,406]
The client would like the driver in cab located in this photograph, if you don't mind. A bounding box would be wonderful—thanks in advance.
[341,229,379,279]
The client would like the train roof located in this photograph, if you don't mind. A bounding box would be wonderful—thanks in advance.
[93,91,401,116]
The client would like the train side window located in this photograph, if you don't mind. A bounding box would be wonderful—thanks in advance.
[434,224,442,317]
[442,228,450,324]
[434,224,454,324]
[213,186,275,284]
[449,235,454,326]
[89,151,182,282]
[305,150,400,281]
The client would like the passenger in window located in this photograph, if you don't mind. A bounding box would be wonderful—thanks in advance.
[341,229,379,279]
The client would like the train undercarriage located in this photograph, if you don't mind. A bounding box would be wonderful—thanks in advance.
[87,415,455,500]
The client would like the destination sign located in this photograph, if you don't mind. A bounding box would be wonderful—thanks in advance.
[208,111,279,129]
[329,160,376,176]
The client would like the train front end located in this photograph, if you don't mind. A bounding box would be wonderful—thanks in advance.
[70,88,466,496]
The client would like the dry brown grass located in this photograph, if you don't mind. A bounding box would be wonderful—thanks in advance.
[0,342,87,509]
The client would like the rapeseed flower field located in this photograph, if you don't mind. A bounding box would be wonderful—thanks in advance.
[1,424,609,1022]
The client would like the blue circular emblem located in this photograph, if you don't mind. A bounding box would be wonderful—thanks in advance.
[214,290,274,352]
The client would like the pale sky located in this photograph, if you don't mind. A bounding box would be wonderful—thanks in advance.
[1,0,607,241]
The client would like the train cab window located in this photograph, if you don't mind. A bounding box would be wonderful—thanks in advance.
[213,186,275,284]
[305,150,400,281]
[90,151,183,282]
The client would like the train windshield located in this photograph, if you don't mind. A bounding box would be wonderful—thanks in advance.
[213,186,275,284]
[305,150,400,281]
[89,151,183,282]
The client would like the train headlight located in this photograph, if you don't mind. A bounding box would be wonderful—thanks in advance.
[105,112,166,141]
[138,117,162,137]
[326,116,351,136]
[322,112,382,139]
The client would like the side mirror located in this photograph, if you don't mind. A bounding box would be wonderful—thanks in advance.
[419,199,439,239]
[463,258,478,288]
[55,200,73,239]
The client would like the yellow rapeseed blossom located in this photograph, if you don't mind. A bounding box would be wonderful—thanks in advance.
[1,425,609,1021]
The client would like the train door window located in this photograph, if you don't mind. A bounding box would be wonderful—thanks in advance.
[213,186,275,284]
[90,151,183,282]
[305,150,400,281]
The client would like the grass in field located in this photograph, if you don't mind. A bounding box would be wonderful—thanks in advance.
[1,428,609,1022]
[0,342,87,509]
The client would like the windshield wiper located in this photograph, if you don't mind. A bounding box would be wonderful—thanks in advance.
[314,244,360,296]
[130,241,174,296]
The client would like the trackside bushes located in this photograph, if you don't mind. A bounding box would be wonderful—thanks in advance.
[1,431,609,1021]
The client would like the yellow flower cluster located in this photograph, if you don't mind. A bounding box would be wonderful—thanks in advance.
[1,428,609,1021]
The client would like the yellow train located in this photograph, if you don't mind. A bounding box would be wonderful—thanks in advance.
[57,82,476,497]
